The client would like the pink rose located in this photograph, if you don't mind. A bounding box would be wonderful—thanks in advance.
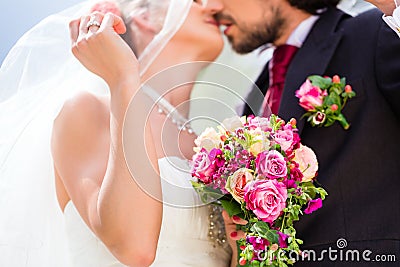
[226,168,255,203]
[304,198,323,214]
[273,129,294,152]
[256,150,288,179]
[295,79,326,111]
[244,180,287,224]
[191,148,213,184]
[293,145,318,182]
[191,148,223,184]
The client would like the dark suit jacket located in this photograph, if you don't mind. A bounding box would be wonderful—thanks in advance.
[242,7,400,266]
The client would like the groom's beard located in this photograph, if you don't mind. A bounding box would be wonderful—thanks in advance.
[217,8,285,54]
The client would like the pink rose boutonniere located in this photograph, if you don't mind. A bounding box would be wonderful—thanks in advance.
[296,75,356,130]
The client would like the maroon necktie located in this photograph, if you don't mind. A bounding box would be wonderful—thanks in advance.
[262,44,299,116]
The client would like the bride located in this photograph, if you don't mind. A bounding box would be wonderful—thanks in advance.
[0,0,232,266]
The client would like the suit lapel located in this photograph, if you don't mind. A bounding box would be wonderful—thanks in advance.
[278,8,348,134]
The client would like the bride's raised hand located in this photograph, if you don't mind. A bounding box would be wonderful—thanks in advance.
[70,12,139,90]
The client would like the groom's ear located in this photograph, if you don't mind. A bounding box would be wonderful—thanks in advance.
[130,13,159,34]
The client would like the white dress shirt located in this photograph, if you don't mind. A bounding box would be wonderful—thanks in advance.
[286,15,320,48]
[382,0,400,38]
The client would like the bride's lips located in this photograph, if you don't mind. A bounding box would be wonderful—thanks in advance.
[205,18,220,28]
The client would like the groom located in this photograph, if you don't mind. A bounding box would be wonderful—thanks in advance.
[212,0,400,265]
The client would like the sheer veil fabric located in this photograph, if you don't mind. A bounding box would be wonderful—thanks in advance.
[0,0,192,265]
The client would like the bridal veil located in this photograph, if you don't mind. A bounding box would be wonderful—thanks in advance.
[0,0,192,265]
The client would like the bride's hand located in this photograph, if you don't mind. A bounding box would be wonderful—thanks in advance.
[69,12,139,89]
[222,210,248,267]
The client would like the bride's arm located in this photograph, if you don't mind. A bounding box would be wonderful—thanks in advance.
[51,13,162,266]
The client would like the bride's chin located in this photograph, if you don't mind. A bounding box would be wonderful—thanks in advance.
[200,40,224,62]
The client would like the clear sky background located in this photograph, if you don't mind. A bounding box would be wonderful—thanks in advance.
[0,0,82,65]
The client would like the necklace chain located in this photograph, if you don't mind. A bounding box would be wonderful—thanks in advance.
[143,85,194,134]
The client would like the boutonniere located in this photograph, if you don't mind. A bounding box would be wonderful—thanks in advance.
[295,75,356,130]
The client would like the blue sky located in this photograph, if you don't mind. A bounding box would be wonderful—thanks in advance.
[0,0,81,65]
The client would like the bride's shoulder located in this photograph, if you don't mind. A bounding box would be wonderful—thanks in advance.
[54,92,109,128]
[52,92,110,147]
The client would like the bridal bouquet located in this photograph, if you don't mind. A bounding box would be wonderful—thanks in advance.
[191,115,327,266]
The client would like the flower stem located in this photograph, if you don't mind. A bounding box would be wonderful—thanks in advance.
[342,96,348,110]
[281,194,292,230]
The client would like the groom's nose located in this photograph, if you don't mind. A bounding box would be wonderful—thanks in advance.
[203,0,224,15]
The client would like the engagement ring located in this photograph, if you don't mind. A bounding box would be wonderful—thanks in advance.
[86,20,101,31]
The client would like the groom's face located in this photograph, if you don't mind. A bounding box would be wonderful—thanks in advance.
[212,0,287,54]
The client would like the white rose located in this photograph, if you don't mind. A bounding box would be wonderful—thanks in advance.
[222,116,243,132]
[194,127,221,151]
[293,145,318,182]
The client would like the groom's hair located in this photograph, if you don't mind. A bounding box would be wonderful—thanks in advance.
[287,0,340,14]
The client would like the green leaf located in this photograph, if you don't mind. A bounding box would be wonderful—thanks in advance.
[223,149,234,161]
[269,114,285,131]
[286,204,301,223]
[251,221,279,244]
[316,187,328,200]
[323,92,341,107]
[340,77,347,86]
[265,230,279,244]
[341,91,356,98]
[300,182,317,199]
[251,220,270,233]
[191,181,225,204]
[329,84,343,95]
[308,75,332,89]
[220,199,243,217]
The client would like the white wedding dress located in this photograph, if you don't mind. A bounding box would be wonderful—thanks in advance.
[0,0,232,265]
[64,156,231,267]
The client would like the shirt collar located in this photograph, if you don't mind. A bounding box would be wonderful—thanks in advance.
[286,15,319,48]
